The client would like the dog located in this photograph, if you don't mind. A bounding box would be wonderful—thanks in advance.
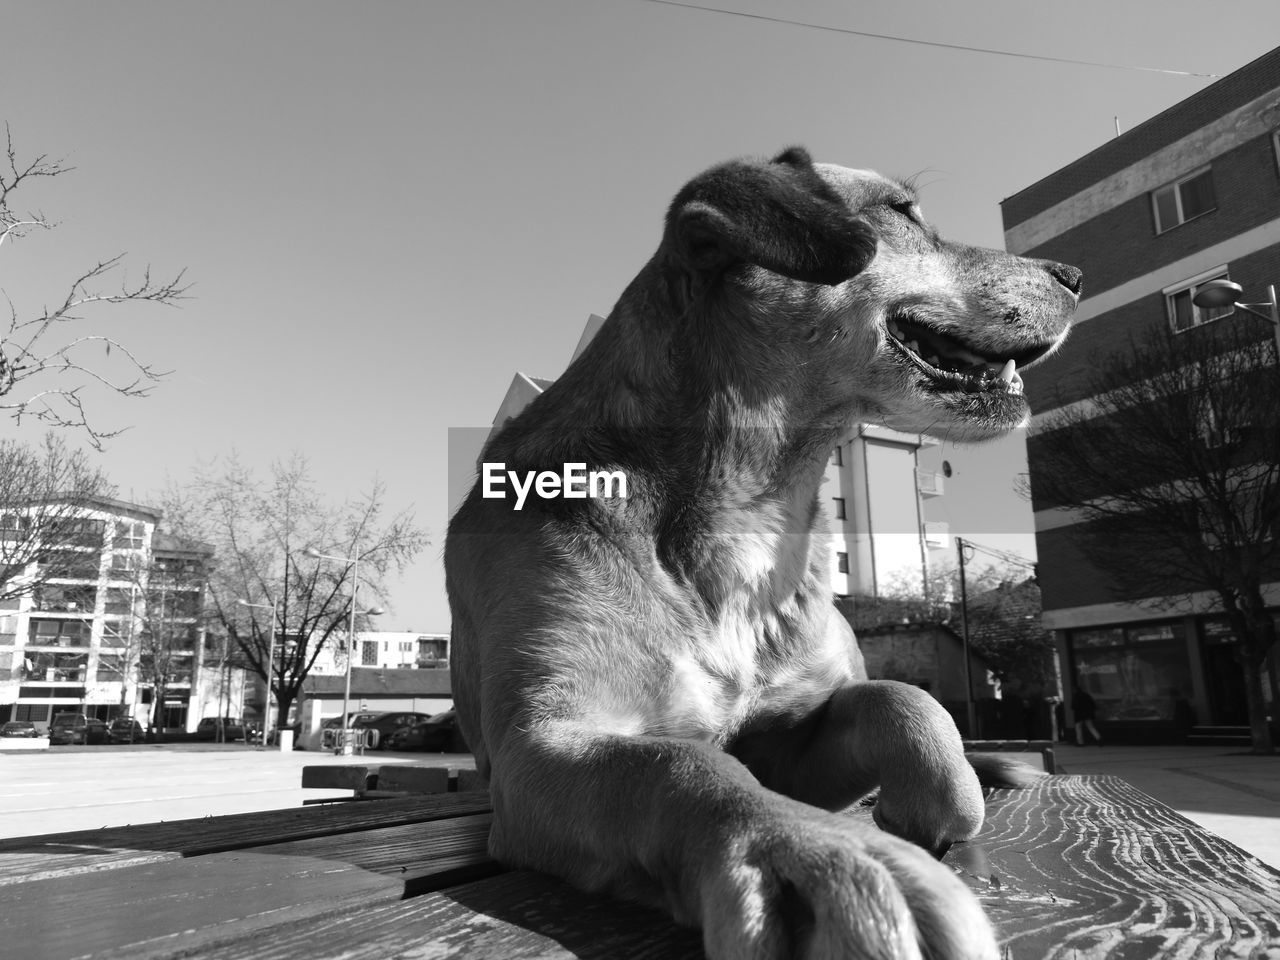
[446,147,1079,959]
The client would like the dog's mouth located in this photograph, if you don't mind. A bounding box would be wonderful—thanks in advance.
[885,312,1057,396]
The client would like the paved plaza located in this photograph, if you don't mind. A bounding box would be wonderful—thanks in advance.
[0,744,475,840]
[1,742,1276,870]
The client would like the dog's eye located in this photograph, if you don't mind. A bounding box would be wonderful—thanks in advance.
[889,200,919,222]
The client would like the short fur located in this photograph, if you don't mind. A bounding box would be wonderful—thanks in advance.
[446,148,1079,959]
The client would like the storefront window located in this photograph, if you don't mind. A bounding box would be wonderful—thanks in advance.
[1070,621,1191,723]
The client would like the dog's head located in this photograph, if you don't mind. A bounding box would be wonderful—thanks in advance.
[660,147,1079,442]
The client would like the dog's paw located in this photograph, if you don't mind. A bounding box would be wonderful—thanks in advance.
[699,812,998,960]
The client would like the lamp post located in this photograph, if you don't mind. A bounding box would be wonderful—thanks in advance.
[956,536,977,738]
[236,595,278,749]
[304,546,384,755]
[1192,280,1280,363]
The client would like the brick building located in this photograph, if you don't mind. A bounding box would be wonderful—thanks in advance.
[1003,46,1280,743]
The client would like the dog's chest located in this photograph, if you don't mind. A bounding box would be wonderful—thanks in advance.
[647,485,844,739]
[654,558,848,741]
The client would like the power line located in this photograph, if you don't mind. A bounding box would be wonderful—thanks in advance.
[637,0,1221,79]
[958,536,1037,571]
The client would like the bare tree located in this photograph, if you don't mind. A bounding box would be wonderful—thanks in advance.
[1,125,188,449]
[1031,320,1279,754]
[858,560,1056,695]
[0,432,114,604]
[161,453,430,732]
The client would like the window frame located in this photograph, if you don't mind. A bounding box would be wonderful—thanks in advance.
[1163,265,1234,334]
[1151,166,1217,234]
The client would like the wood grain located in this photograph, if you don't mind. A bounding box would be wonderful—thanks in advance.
[96,869,706,960]
[0,791,493,884]
[947,775,1280,959]
[241,812,502,893]
[0,850,405,959]
[9,777,1279,959]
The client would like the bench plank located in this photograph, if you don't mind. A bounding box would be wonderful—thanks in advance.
[82,869,706,960]
[242,812,502,894]
[950,775,1280,958]
[0,791,493,884]
[0,850,406,959]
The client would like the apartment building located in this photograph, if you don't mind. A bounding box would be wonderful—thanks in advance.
[308,631,451,674]
[1003,46,1280,743]
[0,495,240,732]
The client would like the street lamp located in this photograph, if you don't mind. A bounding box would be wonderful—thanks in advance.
[236,595,278,749]
[956,537,977,739]
[1192,280,1280,361]
[304,546,384,755]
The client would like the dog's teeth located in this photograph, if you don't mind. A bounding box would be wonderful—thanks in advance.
[997,359,1017,383]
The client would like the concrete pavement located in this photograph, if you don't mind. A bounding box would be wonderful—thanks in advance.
[1050,742,1280,870]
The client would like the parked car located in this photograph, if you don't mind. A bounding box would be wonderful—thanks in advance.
[1,720,40,738]
[107,717,145,744]
[194,716,260,742]
[317,711,432,750]
[48,714,109,745]
[385,710,463,752]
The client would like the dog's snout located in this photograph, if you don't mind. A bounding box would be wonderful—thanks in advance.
[1046,262,1083,296]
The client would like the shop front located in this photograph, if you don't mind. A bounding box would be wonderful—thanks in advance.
[1064,613,1277,744]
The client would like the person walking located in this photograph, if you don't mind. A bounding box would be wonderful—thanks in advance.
[1072,686,1102,746]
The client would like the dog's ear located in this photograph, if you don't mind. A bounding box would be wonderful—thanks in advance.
[666,147,876,286]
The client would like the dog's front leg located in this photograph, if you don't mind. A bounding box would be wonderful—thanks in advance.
[736,680,991,856]
[487,722,999,960]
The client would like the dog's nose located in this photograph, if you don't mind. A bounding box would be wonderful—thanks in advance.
[1047,262,1083,296]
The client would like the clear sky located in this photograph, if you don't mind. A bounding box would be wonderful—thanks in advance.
[4,1,1278,631]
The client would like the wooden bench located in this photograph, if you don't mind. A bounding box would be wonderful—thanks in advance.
[3,775,1277,958]
[300,763,488,801]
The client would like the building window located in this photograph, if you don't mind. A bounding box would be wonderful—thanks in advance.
[113,521,146,549]
[0,514,31,537]
[95,654,130,682]
[15,704,51,723]
[833,497,847,520]
[1164,267,1233,333]
[1068,622,1191,723]
[55,519,106,548]
[836,552,850,574]
[830,446,843,467]
[32,584,97,613]
[1151,167,1216,234]
[24,650,89,681]
[28,618,93,648]
[111,553,139,573]
[361,640,378,666]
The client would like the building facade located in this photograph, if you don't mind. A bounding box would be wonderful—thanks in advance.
[0,496,244,732]
[1003,46,1280,742]
[307,631,450,675]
